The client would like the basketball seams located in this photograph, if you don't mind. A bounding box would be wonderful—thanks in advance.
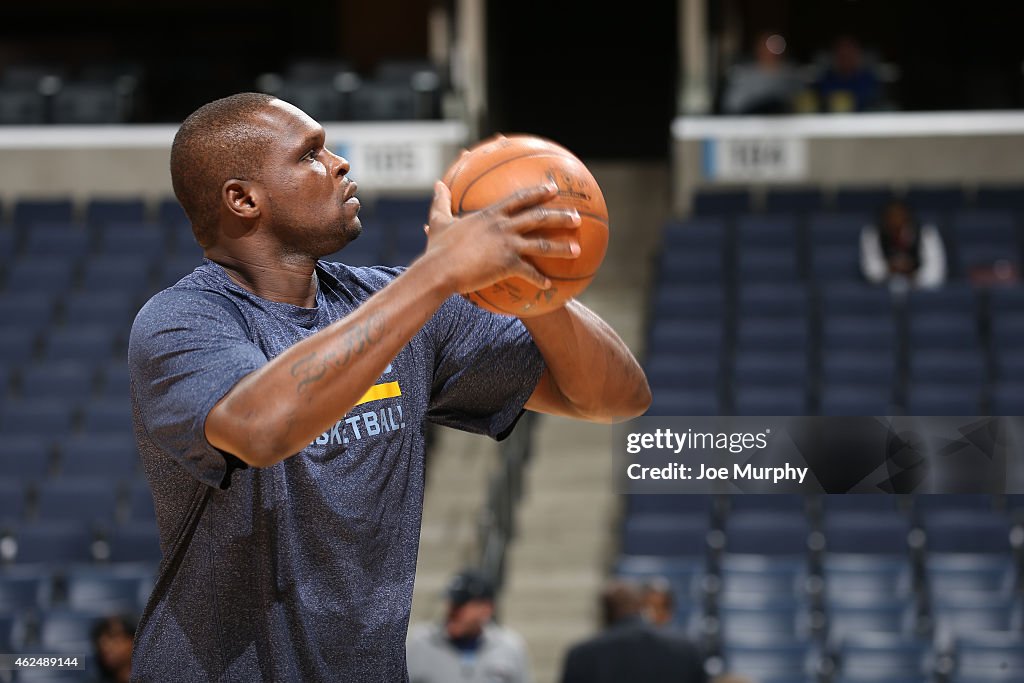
[453,151,601,215]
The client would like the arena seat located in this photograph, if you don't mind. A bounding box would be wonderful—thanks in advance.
[822,512,913,555]
[96,222,165,259]
[0,435,53,482]
[925,554,1015,595]
[764,187,826,214]
[127,480,156,521]
[692,189,751,216]
[22,222,90,257]
[620,515,712,559]
[722,637,816,679]
[10,521,98,565]
[821,555,914,600]
[64,568,150,613]
[952,631,1024,679]
[825,595,917,641]
[905,185,968,213]
[84,198,147,227]
[105,521,162,564]
[920,510,1012,554]
[645,353,720,392]
[63,291,138,327]
[79,256,152,292]
[80,397,133,435]
[717,593,809,640]
[833,187,894,213]
[4,257,77,294]
[658,249,724,284]
[719,554,808,599]
[59,434,138,478]
[723,512,811,556]
[19,362,96,402]
[35,478,120,525]
[835,632,931,679]
[12,199,74,229]
[0,400,75,437]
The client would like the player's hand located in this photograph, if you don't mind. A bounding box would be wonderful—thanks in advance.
[423,180,581,294]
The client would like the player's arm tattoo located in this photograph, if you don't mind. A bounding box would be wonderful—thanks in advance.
[290,313,386,394]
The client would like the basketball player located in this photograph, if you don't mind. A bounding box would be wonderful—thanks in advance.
[127,93,650,682]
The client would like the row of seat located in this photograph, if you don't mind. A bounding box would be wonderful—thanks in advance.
[0,476,152,529]
[691,184,1024,216]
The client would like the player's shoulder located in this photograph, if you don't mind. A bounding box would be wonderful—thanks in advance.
[317,260,407,291]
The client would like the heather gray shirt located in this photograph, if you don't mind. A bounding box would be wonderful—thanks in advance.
[128,260,544,682]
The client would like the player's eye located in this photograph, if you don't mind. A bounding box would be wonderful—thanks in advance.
[304,148,320,162]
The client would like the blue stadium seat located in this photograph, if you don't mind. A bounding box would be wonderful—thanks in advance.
[811,246,862,283]
[720,554,807,599]
[0,328,39,364]
[764,187,825,214]
[836,632,930,679]
[10,521,97,564]
[820,495,903,515]
[726,494,808,515]
[645,354,719,391]
[85,198,146,227]
[931,593,1021,636]
[0,399,75,437]
[953,631,1024,679]
[692,189,751,216]
[22,222,91,257]
[733,351,808,389]
[833,187,895,213]
[37,609,98,652]
[734,386,806,416]
[128,480,156,521]
[736,283,808,318]
[823,512,912,555]
[154,252,204,289]
[974,183,1024,210]
[652,284,725,318]
[991,381,1024,414]
[621,516,710,558]
[921,510,1012,554]
[913,495,997,514]
[0,479,29,524]
[907,350,986,385]
[906,185,967,213]
[79,256,152,292]
[613,555,703,605]
[661,218,727,250]
[736,317,808,352]
[59,434,138,478]
[96,221,165,259]
[821,316,895,353]
[63,290,138,326]
[0,569,51,613]
[646,388,720,416]
[826,595,917,640]
[819,284,893,317]
[907,284,980,316]
[990,315,1024,352]
[35,478,120,525]
[724,512,810,556]
[42,326,118,363]
[4,257,77,294]
[80,397,132,435]
[0,435,52,481]
[988,286,1024,315]
[106,521,162,563]
[649,319,723,354]
[821,352,896,387]
[822,555,914,599]
[624,493,715,518]
[19,362,95,401]
[993,350,1024,382]
[808,213,871,248]
[64,569,148,613]
[737,248,800,282]
[658,249,724,283]
[98,360,129,399]
[157,198,188,229]
[0,291,56,333]
[907,314,980,351]
[926,555,1015,595]
[736,215,799,246]
[904,382,983,415]
[723,638,813,679]
[718,594,806,640]
[13,199,74,228]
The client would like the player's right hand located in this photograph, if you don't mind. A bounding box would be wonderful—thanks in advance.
[423,181,581,295]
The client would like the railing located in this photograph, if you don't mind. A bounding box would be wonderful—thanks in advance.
[476,410,537,592]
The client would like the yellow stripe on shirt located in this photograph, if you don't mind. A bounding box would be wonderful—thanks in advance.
[354,381,402,407]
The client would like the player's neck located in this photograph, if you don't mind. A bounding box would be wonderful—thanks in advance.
[206,250,319,308]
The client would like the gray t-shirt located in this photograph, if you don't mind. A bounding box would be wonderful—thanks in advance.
[127,260,544,682]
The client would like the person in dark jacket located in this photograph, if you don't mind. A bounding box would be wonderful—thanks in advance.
[560,579,707,683]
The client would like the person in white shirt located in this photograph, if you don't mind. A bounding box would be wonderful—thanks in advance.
[860,199,946,290]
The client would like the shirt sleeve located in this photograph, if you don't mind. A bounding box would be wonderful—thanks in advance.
[859,226,889,284]
[425,294,545,440]
[913,225,947,289]
[128,289,268,488]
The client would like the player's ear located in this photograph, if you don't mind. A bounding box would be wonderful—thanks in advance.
[223,179,262,219]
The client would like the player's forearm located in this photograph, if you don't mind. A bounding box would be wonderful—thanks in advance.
[523,300,650,422]
[206,252,453,467]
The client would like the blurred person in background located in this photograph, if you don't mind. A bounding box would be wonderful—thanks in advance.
[560,579,706,683]
[91,615,135,683]
[814,35,882,112]
[406,568,531,683]
[640,577,676,628]
[860,198,946,290]
[721,32,805,115]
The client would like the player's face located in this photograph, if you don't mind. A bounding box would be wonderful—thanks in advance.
[255,100,361,256]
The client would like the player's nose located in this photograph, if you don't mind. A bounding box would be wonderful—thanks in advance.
[325,148,350,178]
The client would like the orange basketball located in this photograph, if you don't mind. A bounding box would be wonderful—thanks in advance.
[443,134,609,317]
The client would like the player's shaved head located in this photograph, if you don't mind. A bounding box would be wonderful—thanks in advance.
[170,92,278,247]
